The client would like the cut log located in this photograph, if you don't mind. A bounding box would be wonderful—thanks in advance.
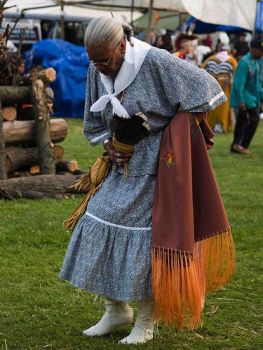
[0,102,7,180]
[0,174,85,199]
[3,106,17,121]
[5,145,64,175]
[29,165,40,175]
[3,118,68,145]
[53,145,64,160]
[5,146,38,174]
[33,68,56,85]
[31,78,55,174]
[18,171,31,177]
[0,86,31,105]
[56,160,79,173]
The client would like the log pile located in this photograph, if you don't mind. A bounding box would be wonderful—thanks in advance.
[0,70,82,177]
[0,72,86,198]
[0,6,85,199]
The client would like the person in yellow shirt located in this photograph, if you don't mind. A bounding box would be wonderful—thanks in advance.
[202,44,237,133]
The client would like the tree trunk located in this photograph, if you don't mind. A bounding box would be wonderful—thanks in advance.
[0,101,7,180]
[0,86,31,105]
[3,106,17,121]
[5,146,38,174]
[0,174,84,199]
[31,79,55,174]
[3,118,68,145]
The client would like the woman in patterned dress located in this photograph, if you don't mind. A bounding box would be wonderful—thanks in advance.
[60,17,226,345]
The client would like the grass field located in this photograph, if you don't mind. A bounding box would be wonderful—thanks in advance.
[0,119,262,350]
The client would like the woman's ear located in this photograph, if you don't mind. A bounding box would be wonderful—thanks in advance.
[120,40,126,55]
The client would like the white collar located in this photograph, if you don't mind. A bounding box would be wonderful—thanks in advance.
[90,38,151,118]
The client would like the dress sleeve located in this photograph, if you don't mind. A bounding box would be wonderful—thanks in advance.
[151,50,226,113]
[83,65,111,146]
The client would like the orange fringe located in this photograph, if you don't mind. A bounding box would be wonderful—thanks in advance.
[151,230,235,330]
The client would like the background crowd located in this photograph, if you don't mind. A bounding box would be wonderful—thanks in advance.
[6,20,263,155]
[145,30,263,155]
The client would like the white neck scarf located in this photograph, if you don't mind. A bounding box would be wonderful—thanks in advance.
[90,38,151,119]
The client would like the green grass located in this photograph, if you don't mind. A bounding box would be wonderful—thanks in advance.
[0,119,262,350]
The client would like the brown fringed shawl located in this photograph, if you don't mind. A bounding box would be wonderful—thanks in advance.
[152,112,235,330]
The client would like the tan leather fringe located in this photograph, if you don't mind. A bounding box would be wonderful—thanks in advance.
[64,154,111,230]
[63,191,95,230]
[152,230,235,330]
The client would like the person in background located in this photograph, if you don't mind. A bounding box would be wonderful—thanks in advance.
[152,35,163,48]
[159,33,173,52]
[230,38,263,154]
[173,33,199,64]
[233,32,249,61]
[173,38,193,60]
[202,43,237,132]
[195,38,212,66]
[204,34,213,48]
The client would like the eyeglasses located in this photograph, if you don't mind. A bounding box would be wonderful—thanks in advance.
[90,56,112,67]
[89,39,123,67]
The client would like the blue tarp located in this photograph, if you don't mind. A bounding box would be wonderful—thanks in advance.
[256,1,263,33]
[24,39,90,118]
[184,17,250,34]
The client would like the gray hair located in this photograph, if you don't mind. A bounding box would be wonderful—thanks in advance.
[84,17,134,50]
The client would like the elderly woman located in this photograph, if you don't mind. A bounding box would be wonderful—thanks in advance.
[60,17,233,345]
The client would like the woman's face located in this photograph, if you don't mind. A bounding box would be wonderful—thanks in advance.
[87,39,126,76]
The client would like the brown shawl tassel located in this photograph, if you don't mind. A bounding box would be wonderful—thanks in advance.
[152,112,235,329]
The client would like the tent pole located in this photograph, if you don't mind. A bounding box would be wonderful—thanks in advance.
[60,0,65,40]
[131,0,135,27]
[146,0,154,43]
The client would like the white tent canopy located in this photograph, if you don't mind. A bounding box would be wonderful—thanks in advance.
[181,0,257,31]
[4,0,142,22]
[4,0,258,30]
[63,0,257,30]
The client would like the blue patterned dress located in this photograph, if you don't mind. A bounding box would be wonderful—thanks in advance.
[60,46,225,301]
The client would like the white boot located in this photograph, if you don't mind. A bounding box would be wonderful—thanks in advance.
[119,299,155,344]
[83,298,133,337]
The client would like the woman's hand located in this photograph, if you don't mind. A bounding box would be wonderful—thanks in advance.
[104,140,132,165]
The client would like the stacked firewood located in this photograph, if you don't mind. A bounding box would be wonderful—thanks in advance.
[1,66,83,179]
[0,3,85,198]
